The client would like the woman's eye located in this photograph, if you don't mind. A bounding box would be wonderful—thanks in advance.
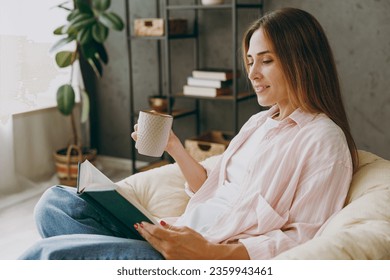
[262,60,273,64]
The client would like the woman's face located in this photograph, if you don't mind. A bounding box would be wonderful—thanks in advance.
[247,28,290,110]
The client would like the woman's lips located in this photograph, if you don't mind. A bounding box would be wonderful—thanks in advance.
[254,85,270,93]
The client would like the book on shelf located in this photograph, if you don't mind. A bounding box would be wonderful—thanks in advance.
[76,160,158,241]
[187,76,232,88]
[191,68,238,81]
[183,85,231,97]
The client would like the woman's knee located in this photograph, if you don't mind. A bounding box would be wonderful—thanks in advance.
[34,185,78,226]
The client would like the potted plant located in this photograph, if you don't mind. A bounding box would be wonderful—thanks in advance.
[51,0,124,186]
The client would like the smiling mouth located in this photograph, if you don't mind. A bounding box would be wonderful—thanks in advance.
[254,85,270,93]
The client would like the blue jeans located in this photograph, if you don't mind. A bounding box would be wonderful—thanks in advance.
[18,186,164,260]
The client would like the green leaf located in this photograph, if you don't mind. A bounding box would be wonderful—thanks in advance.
[88,56,103,77]
[66,9,80,21]
[57,84,76,116]
[55,51,76,68]
[75,0,93,15]
[63,13,92,34]
[98,12,124,31]
[81,41,107,64]
[50,36,75,52]
[69,12,92,24]
[80,89,90,123]
[70,17,96,32]
[53,25,67,35]
[92,22,109,43]
[92,0,111,11]
[80,42,97,59]
[77,27,93,45]
[95,43,108,64]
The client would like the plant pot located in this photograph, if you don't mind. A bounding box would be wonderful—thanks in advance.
[53,145,97,187]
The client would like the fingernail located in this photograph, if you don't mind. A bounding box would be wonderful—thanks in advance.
[134,223,138,229]
[140,222,144,228]
[160,220,167,226]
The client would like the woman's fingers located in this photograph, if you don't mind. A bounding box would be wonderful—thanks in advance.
[134,221,213,260]
[131,124,138,141]
[160,220,179,231]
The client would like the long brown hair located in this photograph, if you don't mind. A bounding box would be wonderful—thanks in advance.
[242,7,358,171]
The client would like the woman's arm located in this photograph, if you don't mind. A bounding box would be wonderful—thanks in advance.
[164,131,208,193]
[131,126,207,193]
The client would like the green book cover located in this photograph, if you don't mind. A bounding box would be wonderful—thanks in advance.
[76,160,158,241]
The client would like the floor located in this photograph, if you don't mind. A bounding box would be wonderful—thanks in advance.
[0,157,134,260]
[0,192,42,259]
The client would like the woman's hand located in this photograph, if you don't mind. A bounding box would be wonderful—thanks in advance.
[131,123,207,193]
[134,221,250,260]
[131,124,181,156]
[130,124,139,142]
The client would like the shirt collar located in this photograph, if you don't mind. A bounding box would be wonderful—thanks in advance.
[264,105,318,128]
[288,108,318,128]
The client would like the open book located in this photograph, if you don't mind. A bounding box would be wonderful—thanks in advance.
[77,160,158,241]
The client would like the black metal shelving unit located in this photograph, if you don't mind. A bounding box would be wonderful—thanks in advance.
[125,0,264,173]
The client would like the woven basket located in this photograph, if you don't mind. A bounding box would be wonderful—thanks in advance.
[134,18,187,37]
[53,145,97,187]
[185,131,233,162]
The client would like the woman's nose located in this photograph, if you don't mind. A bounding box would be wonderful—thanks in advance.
[248,64,261,81]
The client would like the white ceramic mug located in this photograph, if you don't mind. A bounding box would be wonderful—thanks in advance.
[135,110,173,157]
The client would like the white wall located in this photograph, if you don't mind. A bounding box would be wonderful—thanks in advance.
[12,106,81,191]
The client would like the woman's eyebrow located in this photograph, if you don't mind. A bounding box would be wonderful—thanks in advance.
[247,50,271,58]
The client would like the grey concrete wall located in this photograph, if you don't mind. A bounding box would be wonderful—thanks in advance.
[263,0,390,159]
[95,0,390,160]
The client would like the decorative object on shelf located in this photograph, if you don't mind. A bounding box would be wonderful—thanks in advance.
[201,0,224,5]
[183,85,231,97]
[148,95,175,112]
[51,0,124,186]
[134,18,187,37]
[185,131,233,162]
[168,19,188,35]
[183,68,236,97]
[186,76,232,88]
[191,68,238,81]
[134,18,164,36]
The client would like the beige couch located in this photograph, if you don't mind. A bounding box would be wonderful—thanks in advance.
[116,150,390,259]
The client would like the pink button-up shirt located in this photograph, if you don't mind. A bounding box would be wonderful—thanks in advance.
[174,106,353,259]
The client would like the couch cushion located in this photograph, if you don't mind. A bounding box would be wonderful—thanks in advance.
[115,155,220,220]
[274,150,390,259]
[116,163,187,220]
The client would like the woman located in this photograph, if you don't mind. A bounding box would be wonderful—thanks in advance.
[19,7,357,260]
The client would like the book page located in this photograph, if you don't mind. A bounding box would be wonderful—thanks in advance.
[77,160,116,192]
[77,160,158,225]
